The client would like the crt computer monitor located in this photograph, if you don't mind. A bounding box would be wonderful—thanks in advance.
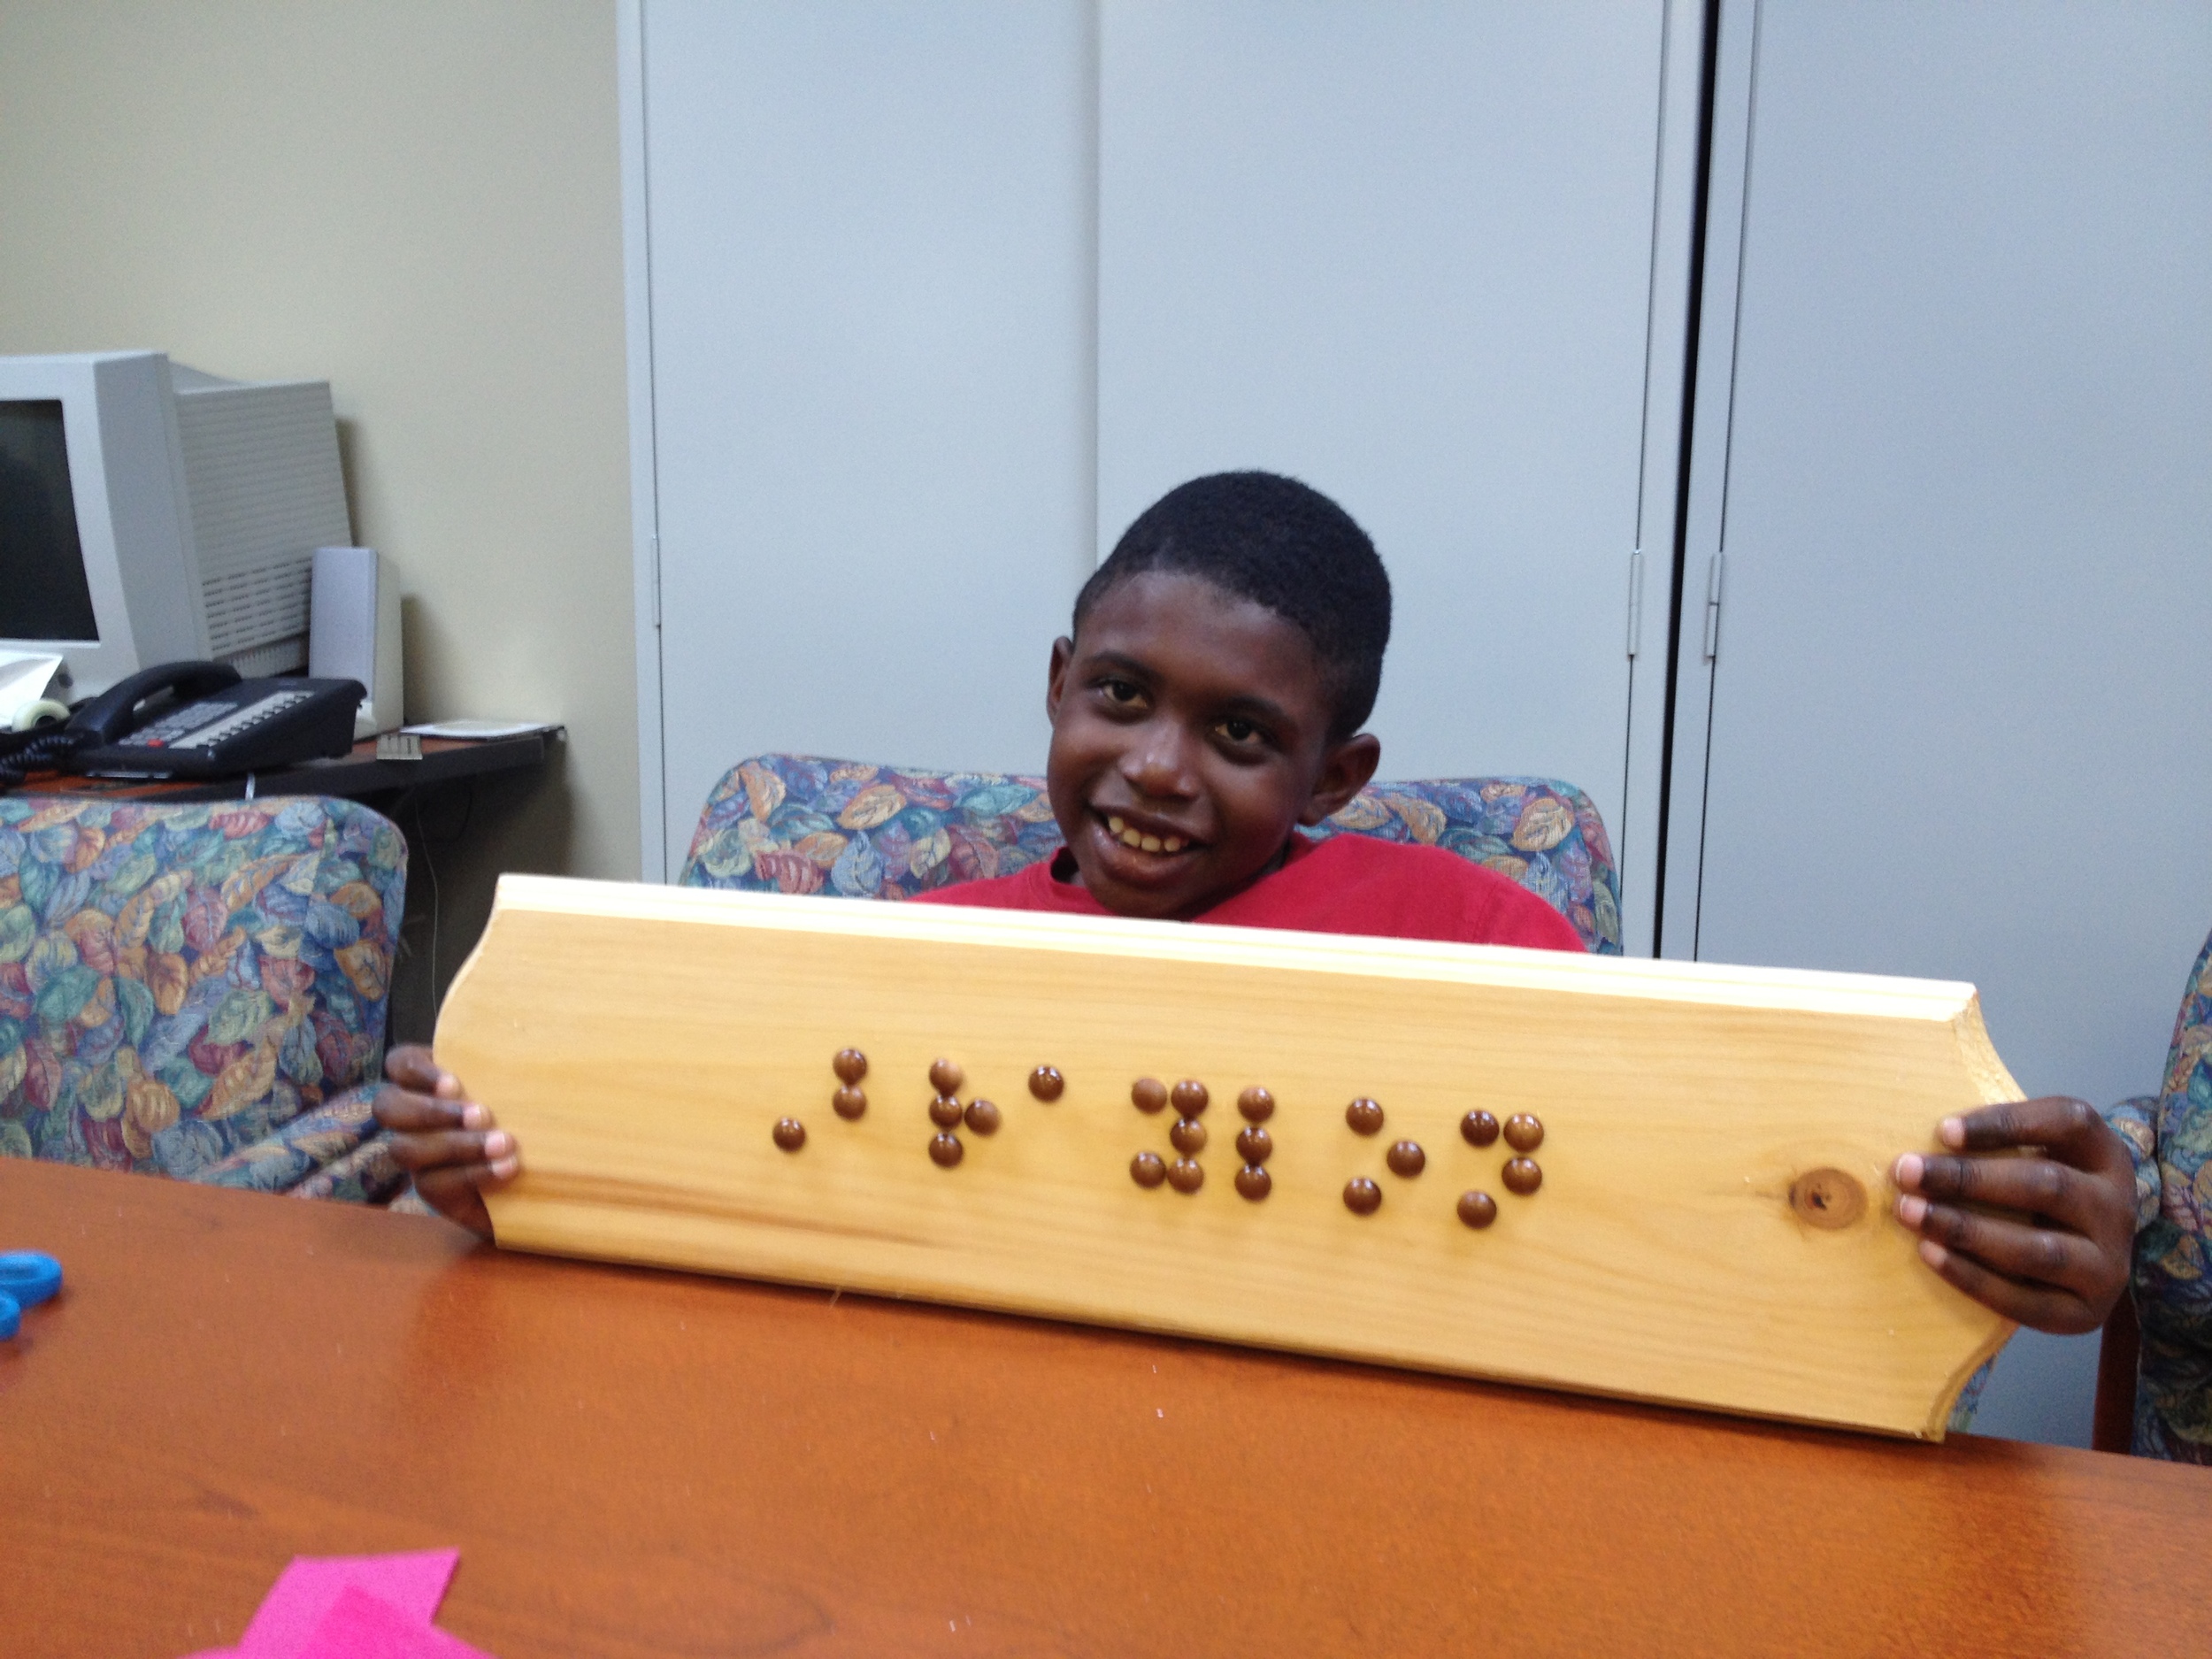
[0,351,350,700]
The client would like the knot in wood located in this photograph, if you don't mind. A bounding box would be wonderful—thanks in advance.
[1789,1168,1865,1230]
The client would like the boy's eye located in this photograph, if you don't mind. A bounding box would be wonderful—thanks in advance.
[1100,678,1144,706]
[1217,717,1265,746]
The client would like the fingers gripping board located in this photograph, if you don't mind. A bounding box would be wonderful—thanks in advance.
[442,876,2017,1439]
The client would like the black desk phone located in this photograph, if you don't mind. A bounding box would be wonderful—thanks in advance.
[61,661,365,780]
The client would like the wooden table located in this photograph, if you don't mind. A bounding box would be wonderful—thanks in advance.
[4,1161,2206,1658]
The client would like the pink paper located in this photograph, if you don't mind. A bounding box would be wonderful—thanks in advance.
[234,1551,461,1659]
[296,1586,494,1659]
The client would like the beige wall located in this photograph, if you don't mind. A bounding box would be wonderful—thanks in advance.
[0,0,637,1037]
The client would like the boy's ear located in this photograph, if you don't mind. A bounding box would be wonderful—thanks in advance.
[1298,732,1382,826]
[1045,636,1075,725]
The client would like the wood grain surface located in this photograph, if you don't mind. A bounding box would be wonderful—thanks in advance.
[446,877,2016,1437]
[4,1161,2206,1658]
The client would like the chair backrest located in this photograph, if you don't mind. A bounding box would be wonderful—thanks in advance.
[2129,925,2211,1462]
[0,795,407,1178]
[680,754,1620,954]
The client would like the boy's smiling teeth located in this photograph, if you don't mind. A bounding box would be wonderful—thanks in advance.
[1106,814,1187,855]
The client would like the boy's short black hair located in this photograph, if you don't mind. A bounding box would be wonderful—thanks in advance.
[1073,472,1392,740]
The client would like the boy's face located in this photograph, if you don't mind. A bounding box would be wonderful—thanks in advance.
[1044,571,1380,919]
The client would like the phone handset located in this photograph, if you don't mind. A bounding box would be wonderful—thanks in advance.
[67,661,244,743]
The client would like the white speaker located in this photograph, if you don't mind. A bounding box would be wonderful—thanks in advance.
[308,546,403,739]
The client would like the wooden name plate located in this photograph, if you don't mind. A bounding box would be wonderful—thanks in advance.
[441,875,2017,1439]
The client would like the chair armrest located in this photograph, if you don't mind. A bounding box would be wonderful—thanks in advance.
[195,1083,401,1203]
[2101,1094,2164,1230]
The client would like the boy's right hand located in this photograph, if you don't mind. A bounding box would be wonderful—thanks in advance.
[373,1044,518,1240]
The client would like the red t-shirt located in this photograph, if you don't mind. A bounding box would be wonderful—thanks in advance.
[911,833,1585,952]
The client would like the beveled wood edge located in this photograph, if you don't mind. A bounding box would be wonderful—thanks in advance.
[472,872,1985,1020]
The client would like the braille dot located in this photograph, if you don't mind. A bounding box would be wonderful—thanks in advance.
[1502,1156,1542,1195]
[1386,1140,1426,1178]
[832,1086,866,1120]
[1171,1079,1210,1116]
[928,1094,964,1127]
[1170,1117,1208,1155]
[772,1118,806,1152]
[1237,1086,1276,1123]
[833,1048,868,1085]
[929,1132,964,1168]
[1166,1157,1204,1194]
[1346,1098,1384,1135]
[1343,1177,1382,1215]
[929,1057,964,1095]
[1130,1150,1167,1188]
[1132,1078,1169,1114]
[1457,1190,1498,1229]
[1235,1125,1273,1163]
[1503,1113,1545,1153]
[1029,1065,1065,1102]
[964,1098,1001,1135]
[1235,1164,1271,1202]
[1460,1110,1500,1148]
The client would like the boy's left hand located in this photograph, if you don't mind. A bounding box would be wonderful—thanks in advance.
[1891,1097,2136,1334]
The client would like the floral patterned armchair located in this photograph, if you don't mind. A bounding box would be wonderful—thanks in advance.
[679,754,1621,954]
[0,795,407,1202]
[2101,925,2212,1463]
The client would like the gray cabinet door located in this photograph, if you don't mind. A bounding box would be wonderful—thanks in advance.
[640,1,1099,875]
[1100,1,1701,949]
[1667,0,2212,1442]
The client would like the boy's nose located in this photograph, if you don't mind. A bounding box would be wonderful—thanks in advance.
[1123,724,1198,799]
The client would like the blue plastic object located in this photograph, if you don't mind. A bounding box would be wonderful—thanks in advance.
[0,1251,61,1310]
[0,1293,17,1340]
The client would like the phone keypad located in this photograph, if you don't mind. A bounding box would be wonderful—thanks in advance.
[142,690,314,751]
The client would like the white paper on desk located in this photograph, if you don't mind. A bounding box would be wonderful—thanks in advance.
[399,720,558,741]
[0,652,67,729]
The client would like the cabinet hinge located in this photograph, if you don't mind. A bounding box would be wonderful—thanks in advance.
[1701,552,1725,662]
[1625,549,1646,659]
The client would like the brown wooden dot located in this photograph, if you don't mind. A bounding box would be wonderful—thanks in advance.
[928,1131,964,1168]
[1386,1140,1426,1178]
[1235,1125,1273,1163]
[1502,1156,1542,1195]
[964,1098,1002,1135]
[1503,1113,1545,1153]
[1166,1157,1204,1194]
[1345,1097,1384,1135]
[1132,1078,1169,1114]
[833,1048,868,1084]
[1789,1167,1866,1230]
[1171,1079,1210,1116]
[929,1057,964,1095]
[832,1086,866,1120]
[928,1094,964,1127]
[1029,1065,1065,1102]
[1237,1086,1275,1123]
[1235,1164,1271,1202]
[1460,1110,1500,1148]
[1130,1150,1167,1187]
[1343,1176,1382,1215]
[1170,1117,1208,1155]
[772,1118,806,1152]
[1457,1190,1498,1229]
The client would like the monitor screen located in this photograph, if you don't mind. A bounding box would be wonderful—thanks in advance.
[0,398,100,641]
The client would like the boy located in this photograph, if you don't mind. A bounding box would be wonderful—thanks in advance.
[379,472,2137,1342]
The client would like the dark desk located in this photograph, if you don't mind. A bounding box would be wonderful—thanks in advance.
[14,729,561,804]
[4,1160,2207,1658]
